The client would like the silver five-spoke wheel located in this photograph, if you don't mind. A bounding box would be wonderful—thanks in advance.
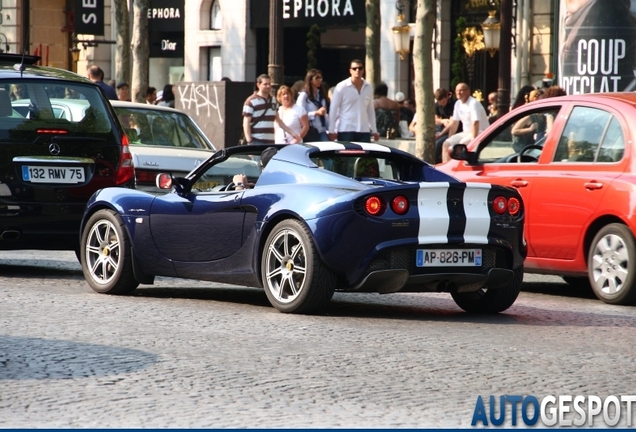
[86,219,121,285]
[81,209,139,295]
[261,219,335,314]
[588,224,636,305]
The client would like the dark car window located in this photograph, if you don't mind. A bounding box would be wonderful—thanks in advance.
[0,81,112,140]
[554,106,618,163]
[114,107,214,150]
[476,107,561,164]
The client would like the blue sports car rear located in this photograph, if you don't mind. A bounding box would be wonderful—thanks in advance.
[79,142,526,314]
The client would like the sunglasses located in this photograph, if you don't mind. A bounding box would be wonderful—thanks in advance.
[313,76,323,80]
[350,67,364,71]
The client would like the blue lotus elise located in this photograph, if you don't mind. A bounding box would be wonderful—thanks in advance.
[79,142,526,314]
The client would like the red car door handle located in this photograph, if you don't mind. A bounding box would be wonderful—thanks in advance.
[584,182,603,190]
[510,180,528,188]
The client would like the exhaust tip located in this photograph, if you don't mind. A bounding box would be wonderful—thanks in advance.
[1,230,21,241]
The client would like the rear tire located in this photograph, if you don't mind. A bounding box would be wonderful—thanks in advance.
[261,219,336,314]
[451,266,523,313]
[588,224,636,305]
[81,209,139,295]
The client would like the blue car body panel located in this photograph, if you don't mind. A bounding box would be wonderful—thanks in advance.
[82,143,526,293]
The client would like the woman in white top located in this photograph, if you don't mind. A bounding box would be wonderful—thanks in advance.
[275,86,308,144]
[296,69,329,141]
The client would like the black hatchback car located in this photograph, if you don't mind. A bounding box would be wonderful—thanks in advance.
[0,54,134,252]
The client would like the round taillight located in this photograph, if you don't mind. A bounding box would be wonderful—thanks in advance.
[364,196,384,216]
[492,196,507,215]
[508,197,521,216]
[391,195,409,215]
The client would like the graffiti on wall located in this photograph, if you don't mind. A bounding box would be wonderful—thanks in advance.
[176,83,224,124]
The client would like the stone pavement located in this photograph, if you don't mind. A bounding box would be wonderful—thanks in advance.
[1,251,635,428]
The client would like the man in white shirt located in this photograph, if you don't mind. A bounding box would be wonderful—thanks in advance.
[327,59,379,143]
[439,82,490,163]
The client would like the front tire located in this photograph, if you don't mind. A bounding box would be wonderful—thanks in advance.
[261,219,336,314]
[81,209,139,295]
[588,224,636,305]
[451,266,523,313]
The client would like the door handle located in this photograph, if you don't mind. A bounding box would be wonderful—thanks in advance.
[510,180,528,188]
[584,181,603,190]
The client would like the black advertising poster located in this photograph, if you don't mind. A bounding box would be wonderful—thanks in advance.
[559,0,636,94]
[250,0,366,28]
[148,0,185,58]
[74,0,105,35]
[148,0,185,32]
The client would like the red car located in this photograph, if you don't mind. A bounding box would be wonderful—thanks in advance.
[438,92,636,305]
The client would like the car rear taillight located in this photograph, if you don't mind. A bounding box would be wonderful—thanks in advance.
[135,169,157,185]
[508,197,521,216]
[115,133,135,186]
[492,196,521,216]
[364,196,385,216]
[391,195,409,215]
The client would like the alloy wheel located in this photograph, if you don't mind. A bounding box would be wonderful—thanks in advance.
[264,228,307,304]
[85,219,122,285]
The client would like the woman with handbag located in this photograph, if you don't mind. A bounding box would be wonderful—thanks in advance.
[296,69,329,142]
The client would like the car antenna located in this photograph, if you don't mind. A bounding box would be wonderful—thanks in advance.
[14,49,27,77]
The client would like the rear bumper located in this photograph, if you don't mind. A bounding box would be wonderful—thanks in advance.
[348,267,515,294]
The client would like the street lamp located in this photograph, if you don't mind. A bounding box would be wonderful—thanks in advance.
[69,46,80,63]
[392,1,410,60]
[481,10,500,57]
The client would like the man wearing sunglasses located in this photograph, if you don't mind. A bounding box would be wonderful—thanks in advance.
[327,60,379,143]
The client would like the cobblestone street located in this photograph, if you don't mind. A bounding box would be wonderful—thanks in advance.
[1,251,635,428]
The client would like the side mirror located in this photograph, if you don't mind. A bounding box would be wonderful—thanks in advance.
[449,144,478,165]
[156,173,173,190]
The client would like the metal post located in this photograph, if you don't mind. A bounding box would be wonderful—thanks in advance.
[268,0,284,91]
[497,0,512,117]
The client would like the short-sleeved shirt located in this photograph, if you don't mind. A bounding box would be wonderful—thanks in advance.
[243,93,277,144]
[275,104,307,144]
[451,96,489,134]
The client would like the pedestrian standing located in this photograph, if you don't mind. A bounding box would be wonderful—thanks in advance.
[275,86,309,144]
[86,65,118,100]
[146,87,157,105]
[327,59,379,143]
[116,82,131,101]
[296,68,329,142]
[157,84,175,108]
[242,74,301,145]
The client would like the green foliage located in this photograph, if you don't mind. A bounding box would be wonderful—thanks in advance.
[306,25,321,71]
[451,16,467,90]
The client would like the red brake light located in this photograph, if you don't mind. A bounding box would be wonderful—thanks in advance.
[508,197,521,216]
[364,196,384,216]
[492,196,507,215]
[36,129,68,134]
[115,133,135,185]
[135,169,157,185]
[391,195,409,215]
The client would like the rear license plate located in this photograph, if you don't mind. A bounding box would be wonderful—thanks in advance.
[22,166,84,183]
[416,249,482,267]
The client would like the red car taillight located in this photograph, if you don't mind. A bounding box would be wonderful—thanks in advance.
[507,197,521,216]
[135,169,157,185]
[115,133,135,186]
[492,196,521,216]
[391,195,409,215]
[364,196,385,216]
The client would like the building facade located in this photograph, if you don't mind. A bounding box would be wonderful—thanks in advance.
[3,0,562,104]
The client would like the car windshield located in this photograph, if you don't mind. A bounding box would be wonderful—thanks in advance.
[114,107,214,150]
[0,80,112,140]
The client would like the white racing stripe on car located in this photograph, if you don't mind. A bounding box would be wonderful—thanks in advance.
[350,142,392,153]
[462,183,492,244]
[417,183,451,245]
[307,142,347,152]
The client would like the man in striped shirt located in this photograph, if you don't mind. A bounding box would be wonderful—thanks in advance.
[242,74,300,145]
